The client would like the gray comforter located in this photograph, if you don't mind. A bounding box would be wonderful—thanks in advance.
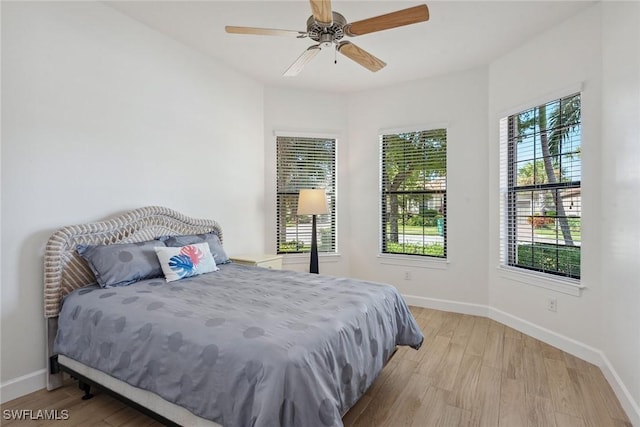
[54,264,423,427]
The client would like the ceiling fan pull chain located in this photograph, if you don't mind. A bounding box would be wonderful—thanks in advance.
[334,45,337,64]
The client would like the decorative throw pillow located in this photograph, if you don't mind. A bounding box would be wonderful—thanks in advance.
[155,242,219,282]
[77,240,167,288]
[163,232,230,264]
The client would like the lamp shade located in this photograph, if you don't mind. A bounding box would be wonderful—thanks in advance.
[297,189,328,215]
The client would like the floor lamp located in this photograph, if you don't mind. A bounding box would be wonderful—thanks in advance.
[297,188,328,274]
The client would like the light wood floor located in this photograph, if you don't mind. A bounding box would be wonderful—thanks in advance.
[1,307,632,427]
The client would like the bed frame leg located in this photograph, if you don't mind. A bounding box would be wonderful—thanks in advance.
[79,381,94,400]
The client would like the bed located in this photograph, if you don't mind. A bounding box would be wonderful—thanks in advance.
[44,206,423,427]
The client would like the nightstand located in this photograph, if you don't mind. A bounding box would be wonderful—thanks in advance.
[230,254,283,270]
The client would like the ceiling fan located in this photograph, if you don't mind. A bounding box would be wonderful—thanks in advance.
[225,0,429,76]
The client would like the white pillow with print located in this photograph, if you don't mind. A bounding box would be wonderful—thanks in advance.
[155,242,219,282]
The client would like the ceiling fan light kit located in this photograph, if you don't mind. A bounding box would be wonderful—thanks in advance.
[225,1,429,77]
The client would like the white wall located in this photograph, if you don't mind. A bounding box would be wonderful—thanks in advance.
[1,1,264,400]
[488,4,603,350]
[488,3,640,422]
[347,68,490,308]
[263,86,350,277]
[601,1,640,419]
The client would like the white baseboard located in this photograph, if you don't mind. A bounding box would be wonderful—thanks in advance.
[487,306,602,365]
[600,354,640,427]
[0,369,46,404]
[403,295,489,317]
[404,294,640,426]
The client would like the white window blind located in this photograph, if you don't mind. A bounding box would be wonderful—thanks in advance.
[276,136,336,254]
[500,93,581,279]
[380,129,447,257]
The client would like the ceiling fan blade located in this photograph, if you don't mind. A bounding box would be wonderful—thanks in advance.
[225,26,306,38]
[344,4,429,37]
[337,41,386,72]
[283,45,322,77]
[309,0,333,25]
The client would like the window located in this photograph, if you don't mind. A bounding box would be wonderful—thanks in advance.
[500,93,581,279]
[276,135,336,254]
[380,129,447,257]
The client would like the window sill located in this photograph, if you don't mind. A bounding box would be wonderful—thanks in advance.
[497,266,585,296]
[282,253,342,265]
[378,254,448,270]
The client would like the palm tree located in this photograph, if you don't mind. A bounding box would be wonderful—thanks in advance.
[518,94,581,246]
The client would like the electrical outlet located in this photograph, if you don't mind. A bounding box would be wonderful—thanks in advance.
[547,297,557,312]
[404,271,411,281]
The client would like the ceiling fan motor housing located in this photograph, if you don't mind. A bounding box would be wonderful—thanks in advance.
[307,11,347,47]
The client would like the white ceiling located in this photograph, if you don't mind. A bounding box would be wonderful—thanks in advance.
[107,1,596,93]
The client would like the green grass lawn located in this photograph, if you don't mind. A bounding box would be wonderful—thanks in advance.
[534,227,581,242]
[385,242,445,257]
[386,225,441,235]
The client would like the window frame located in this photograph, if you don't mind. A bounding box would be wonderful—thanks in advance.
[499,92,582,283]
[379,126,448,259]
[275,133,337,256]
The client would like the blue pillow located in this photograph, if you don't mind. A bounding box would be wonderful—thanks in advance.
[163,232,230,265]
[77,240,167,288]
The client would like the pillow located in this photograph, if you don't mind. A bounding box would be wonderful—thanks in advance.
[155,242,219,282]
[77,240,166,288]
[163,232,230,265]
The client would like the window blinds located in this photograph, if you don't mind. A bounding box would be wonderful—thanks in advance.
[500,94,582,279]
[380,129,447,257]
[276,136,336,254]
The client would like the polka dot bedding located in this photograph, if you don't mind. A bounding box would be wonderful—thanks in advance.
[54,263,424,427]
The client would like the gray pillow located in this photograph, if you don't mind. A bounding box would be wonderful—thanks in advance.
[163,232,230,264]
[77,240,167,288]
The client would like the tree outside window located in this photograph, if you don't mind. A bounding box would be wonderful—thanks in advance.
[502,93,581,279]
[381,129,447,257]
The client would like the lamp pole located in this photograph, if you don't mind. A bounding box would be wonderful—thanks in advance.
[310,213,319,274]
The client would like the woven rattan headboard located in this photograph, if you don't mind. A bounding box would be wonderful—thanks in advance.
[43,206,223,318]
